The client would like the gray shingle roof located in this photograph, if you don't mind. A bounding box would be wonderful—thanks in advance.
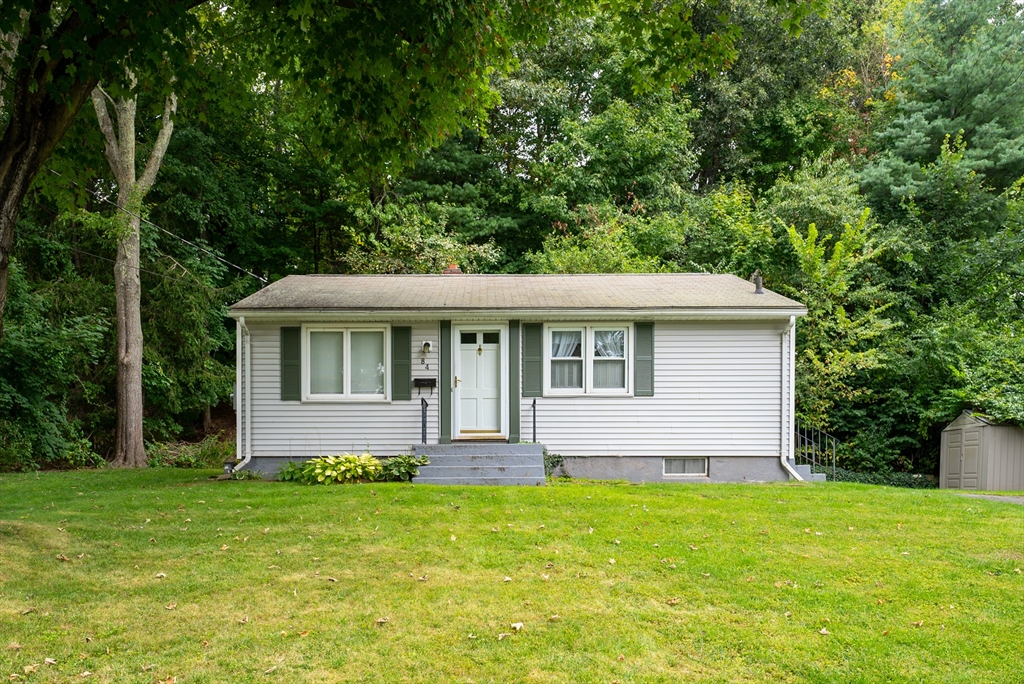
[229,273,804,314]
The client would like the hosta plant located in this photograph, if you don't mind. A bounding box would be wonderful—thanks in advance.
[380,454,430,482]
[304,453,383,484]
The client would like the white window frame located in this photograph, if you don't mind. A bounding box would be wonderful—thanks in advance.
[543,323,632,397]
[301,324,390,402]
[663,457,709,478]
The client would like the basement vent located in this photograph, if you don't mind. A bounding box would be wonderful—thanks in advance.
[664,458,708,477]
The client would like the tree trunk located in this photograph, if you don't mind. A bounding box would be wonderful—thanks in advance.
[111,195,146,467]
[92,86,177,468]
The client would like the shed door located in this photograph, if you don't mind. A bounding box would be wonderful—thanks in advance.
[961,427,981,490]
[946,430,962,489]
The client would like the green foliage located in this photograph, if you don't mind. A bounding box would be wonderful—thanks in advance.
[297,453,384,485]
[861,0,1024,211]
[0,262,106,471]
[542,449,565,478]
[277,461,305,483]
[379,455,430,482]
[231,468,263,481]
[146,434,235,469]
[817,465,937,489]
[527,213,663,274]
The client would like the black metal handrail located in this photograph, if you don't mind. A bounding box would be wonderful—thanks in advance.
[795,419,838,479]
[421,398,428,445]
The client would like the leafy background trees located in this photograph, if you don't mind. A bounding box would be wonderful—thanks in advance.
[1,0,1022,475]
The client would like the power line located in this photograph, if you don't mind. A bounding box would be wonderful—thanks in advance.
[68,247,199,285]
[45,167,268,284]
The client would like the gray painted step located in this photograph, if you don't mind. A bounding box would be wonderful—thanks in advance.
[413,476,545,486]
[791,463,827,482]
[412,443,546,486]
[415,443,544,457]
[416,453,541,467]
[415,465,543,478]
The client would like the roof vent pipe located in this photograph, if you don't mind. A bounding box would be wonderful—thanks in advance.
[751,270,764,294]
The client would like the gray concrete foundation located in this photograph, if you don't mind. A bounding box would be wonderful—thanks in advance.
[560,456,789,483]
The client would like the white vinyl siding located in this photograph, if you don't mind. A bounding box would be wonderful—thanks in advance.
[248,321,438,457]
[522,321,783,458]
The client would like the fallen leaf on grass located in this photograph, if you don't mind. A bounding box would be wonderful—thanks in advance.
[746,576,755,582]
[468,634,477,639]
[510,622,523,632]
[882,630,890,636]
[238,616,249,624]
[819,628,830,635]
[613,540,620,545]
[541,574,550,581]
[688,545,698,551]
[9,674,20,680]
[77,554,84,559]
[56,555,70,562]
[264,666,276,675]
[43,659,56,666]
[165,603,176,611]
[497,633,511,641]
[155,572,167,579]
[157,678,176,684]
[666,598,681,605]
[417,575,428,582]
[911,620,924,628]
[375,617,390,626]
[701,573,710,578]
[503,577,512,582]
[20,608,34,616]
[326,577,337,582]
[6,643,21,651]
[784,611,792,617]
[22,666,38,675]
[79,673,91,678]
[142,664,156,671]
[548,615,560,622]
[608,558,616,565]
[220,545,229,551]
[450,535,456,542]
[1015,568,1022,574]
[299,631,310,637]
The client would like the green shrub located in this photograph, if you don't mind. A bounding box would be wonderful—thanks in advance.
[278,461,305,482]
[543,448,565,477]
[815,465,938,489]
[147,433,234,469]
[299,453,383,484]
[232,468,263,481]
[380,454,429,481]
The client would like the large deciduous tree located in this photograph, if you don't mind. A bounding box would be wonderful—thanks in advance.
[91,83,176,467]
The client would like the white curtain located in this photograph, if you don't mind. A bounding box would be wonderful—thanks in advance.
[551,330,582,388]
[593,330,624,358]
[593,330,625,389]
[310,331,344,394]
[551,330,582,358]
[351,331,385,394]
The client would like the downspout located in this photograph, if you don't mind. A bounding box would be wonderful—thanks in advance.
[233,316,253,473]
[781,315,803,481]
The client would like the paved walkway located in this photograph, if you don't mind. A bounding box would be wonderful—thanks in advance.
[959,493,1024,505]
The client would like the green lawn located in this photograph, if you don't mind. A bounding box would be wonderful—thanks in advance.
[1,470,1022,683]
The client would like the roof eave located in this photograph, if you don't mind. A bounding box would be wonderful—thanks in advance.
[227,306,808,321]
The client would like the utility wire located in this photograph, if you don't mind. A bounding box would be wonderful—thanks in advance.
[46,167,268,284]
[69,247,198,285]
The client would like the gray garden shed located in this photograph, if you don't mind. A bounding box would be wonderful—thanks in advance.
[940,411,1024,491]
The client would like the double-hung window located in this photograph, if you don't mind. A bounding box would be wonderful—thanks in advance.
[303,326,388,401]
[545,325,630,395]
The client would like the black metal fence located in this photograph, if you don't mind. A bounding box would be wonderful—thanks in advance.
[795,419,838,479]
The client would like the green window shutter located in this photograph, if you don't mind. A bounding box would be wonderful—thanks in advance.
[391,326,412,401]
[634,323,654,397]
[439,321,451,444]
[522,323,543,397]
[280,327,301,401]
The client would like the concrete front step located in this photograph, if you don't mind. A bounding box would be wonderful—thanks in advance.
[412,443,545,485]
[415,443,544,457]
[413,476,545,486]
[415,453,541,467]
[792,463,827,482]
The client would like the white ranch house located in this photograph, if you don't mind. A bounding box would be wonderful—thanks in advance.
[228,273,807,484]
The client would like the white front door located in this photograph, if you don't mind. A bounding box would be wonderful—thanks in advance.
[454,327,504,438]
